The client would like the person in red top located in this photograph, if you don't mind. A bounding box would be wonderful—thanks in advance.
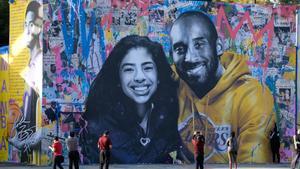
[192,131,205,169]
[50,136,64,169]
[98,130,112,169]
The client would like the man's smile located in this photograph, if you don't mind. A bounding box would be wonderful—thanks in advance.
[184,61,207,77]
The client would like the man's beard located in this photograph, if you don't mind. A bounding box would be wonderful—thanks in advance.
[176,60,219,98]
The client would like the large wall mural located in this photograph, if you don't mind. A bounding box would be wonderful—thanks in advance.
[41,0,297,164]
[7,0,298,165]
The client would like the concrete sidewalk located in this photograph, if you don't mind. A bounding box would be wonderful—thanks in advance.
[0,163,291,169]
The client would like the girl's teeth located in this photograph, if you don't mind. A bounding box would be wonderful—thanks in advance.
[134,86,147,91]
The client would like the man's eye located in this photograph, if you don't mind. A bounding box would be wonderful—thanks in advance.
[194,42,204,49]
[175,46,186,55]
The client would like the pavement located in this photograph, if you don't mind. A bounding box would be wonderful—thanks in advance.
[0,163,292,169]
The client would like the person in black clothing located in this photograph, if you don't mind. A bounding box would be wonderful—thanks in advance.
[291,129,300,169]
[84,35,181,163]
[269,123,280,163]
[45,101,60,122]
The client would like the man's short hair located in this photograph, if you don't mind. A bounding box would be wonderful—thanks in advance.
[231,131,235,137]
[54,136,59,141]
[25,1,42,25]
[173,10,218,41]
[70,131,75,137]
[104,130,109,135]
[51,101,56,106]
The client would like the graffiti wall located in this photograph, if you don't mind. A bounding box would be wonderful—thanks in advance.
[40,0,298,164]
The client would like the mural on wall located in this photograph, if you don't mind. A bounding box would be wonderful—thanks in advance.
[7,0,43,163]
[40,0,297,164]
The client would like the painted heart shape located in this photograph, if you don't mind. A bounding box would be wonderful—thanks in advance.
[140,137,151,146]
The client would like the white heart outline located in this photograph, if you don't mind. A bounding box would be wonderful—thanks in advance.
[140,137,151,146]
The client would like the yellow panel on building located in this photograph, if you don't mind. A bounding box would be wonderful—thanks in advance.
[0,48,9,162]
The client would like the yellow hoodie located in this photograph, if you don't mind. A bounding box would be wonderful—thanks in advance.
[176,52,275,163]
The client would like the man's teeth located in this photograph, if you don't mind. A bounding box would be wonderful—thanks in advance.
[187,65,206,75]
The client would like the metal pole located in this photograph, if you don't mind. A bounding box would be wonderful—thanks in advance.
[296,9,299,134]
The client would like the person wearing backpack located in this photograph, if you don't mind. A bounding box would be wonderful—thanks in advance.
[226,132,238,169]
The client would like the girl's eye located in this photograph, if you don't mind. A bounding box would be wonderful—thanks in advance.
[144,66,154,71]
[123,67,134,72]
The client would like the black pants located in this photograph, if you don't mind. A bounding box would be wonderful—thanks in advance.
[53,156,64,169]
[69,151,79,169]
[195,153,204,169]
[271,148,280,163]
[100,150,110,169]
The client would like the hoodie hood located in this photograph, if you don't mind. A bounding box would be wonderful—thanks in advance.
[204,52,250,103]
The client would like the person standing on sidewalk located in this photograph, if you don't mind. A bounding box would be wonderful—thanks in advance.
[291,129,300,169]
[269,123,280,163]
[98,130,112,169]
[192,131,205,169]
[50,137,64,169]
[66,131,79,169]
[226,132,238,169]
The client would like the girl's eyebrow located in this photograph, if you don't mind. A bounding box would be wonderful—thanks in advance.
[121,63,134,69]
[121,61,154,69]
[142,62,154,66]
